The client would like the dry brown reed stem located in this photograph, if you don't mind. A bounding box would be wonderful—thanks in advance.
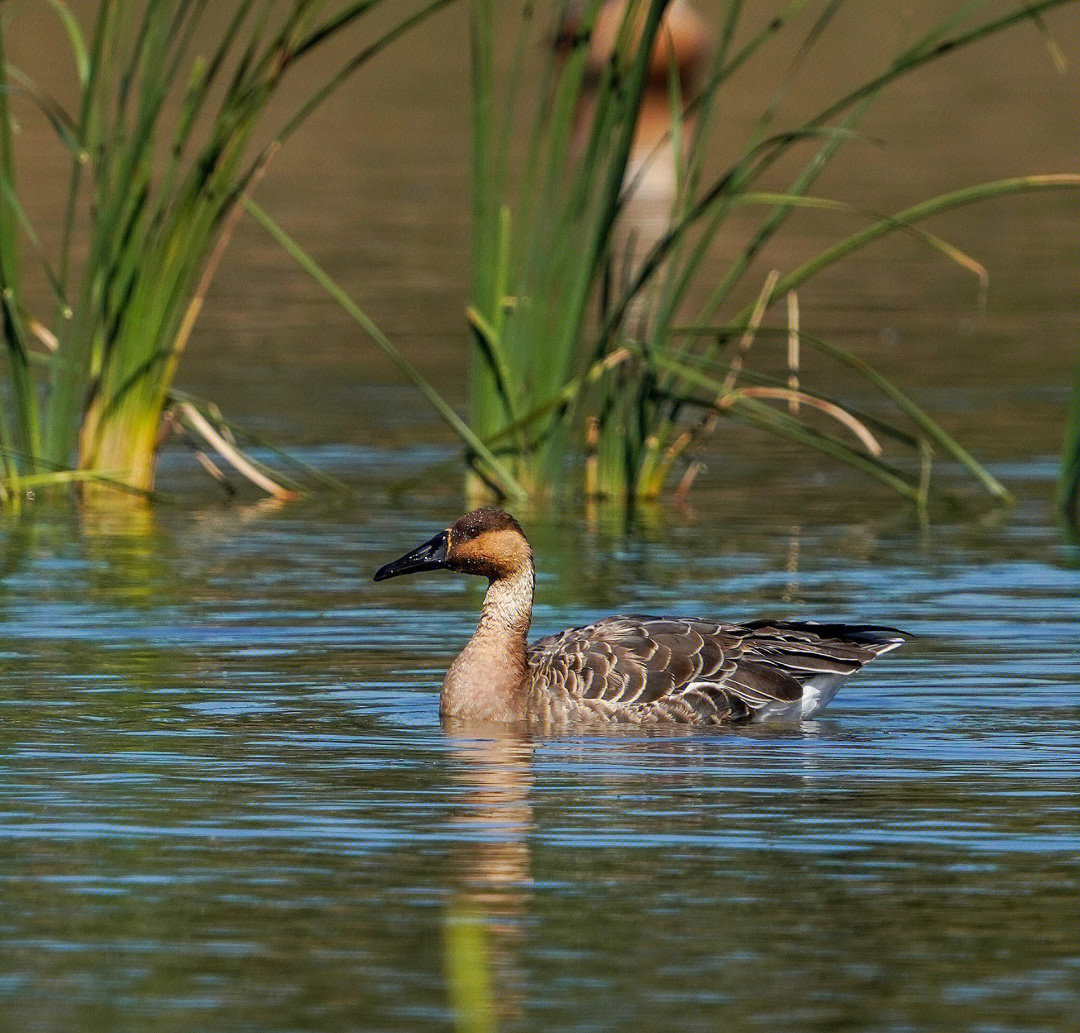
[672,267,781,457]
[673,459,703,504]
[27,318,59,353]
[720,268,780,394]
[720,387,882,456]
[176,402,297,500]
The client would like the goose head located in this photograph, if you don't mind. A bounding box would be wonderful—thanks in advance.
[373,508,533,584]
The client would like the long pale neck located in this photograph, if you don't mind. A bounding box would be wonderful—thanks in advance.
[441,561,535,722]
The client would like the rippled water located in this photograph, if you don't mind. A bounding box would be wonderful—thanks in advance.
[2,459,1079,1032]
[4,2,1080,1029]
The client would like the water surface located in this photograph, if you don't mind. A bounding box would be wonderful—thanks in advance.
[3,3,1080,1030]
[2,470,1079,1032]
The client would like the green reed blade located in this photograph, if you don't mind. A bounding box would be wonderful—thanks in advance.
[269,0,456,153]
[0,163,69,310]
[246,198,527,500]
[288,1,381,58]
[728,190,989,290]
[762,175,1080,310]
[1,63,82,152]
[807,0,1074,132]
[57,0,113,293]
[39,0,90,84]
[0,18,44,471]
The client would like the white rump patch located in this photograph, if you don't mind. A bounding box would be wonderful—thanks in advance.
[796,674,846,718]
[752,674,846,724]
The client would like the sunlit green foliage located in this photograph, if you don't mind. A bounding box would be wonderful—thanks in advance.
[466,0,1079,505]
[0,0,452,505]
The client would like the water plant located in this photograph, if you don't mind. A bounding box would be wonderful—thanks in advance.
[465,0,1080,505]
[0,0,452,506]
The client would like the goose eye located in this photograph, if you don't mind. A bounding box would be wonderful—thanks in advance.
[456,523,481,543]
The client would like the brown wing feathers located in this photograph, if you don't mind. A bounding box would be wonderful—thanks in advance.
[529,615,901,723]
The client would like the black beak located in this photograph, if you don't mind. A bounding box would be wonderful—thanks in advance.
[373,530,450,582]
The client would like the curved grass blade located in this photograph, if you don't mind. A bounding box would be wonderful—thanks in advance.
[788,328,1012,502]
[645,348,921,501]
[39,0,90,85]
[761,175,1080,308]
[174,401,298,501]
[1,64,81,151]
[0,164,70,312]
[245,197,528,501]
[267,0,458,155]
[732,190,988,292]
[733,386,883,456]
[806,0,1077,132]
[168,388,349,494]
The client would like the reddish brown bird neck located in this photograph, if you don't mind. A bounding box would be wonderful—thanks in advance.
[440,559,535,722]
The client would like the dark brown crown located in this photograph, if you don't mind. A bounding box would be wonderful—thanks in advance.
[450,508,525,542]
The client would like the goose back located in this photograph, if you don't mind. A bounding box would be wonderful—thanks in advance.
[526,616,902,725]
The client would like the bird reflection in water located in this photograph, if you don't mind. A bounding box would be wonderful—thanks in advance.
[442,724,534,1028]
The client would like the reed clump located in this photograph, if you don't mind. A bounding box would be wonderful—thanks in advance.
[0,0,452,508]
[465,0,1080,507]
